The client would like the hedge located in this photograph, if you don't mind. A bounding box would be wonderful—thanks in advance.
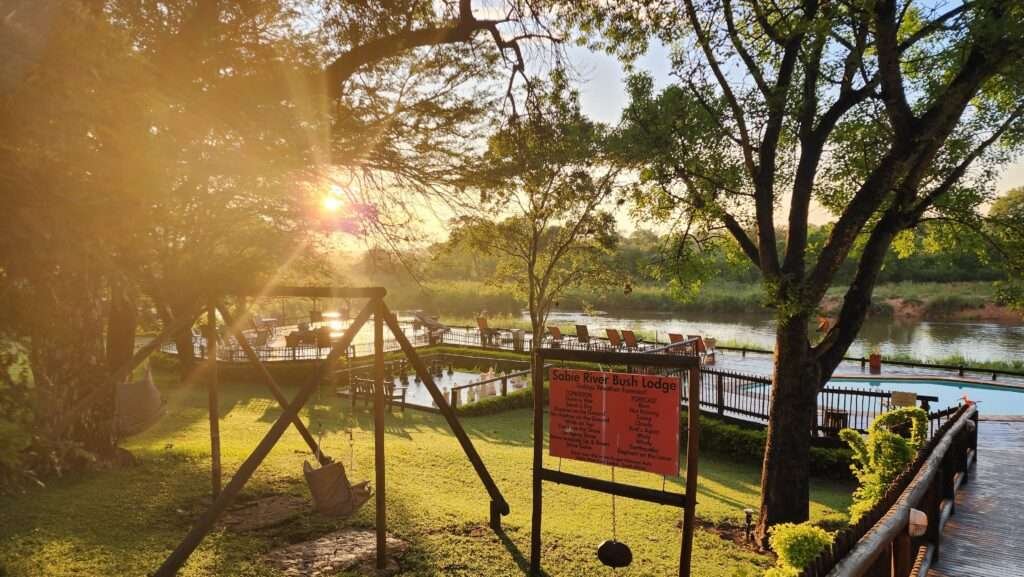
[456,389,852,478]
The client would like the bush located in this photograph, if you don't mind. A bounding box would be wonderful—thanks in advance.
[0,338,34,491]
[766,522,834,575]
[839,406,927,523]
[681,413,852,480]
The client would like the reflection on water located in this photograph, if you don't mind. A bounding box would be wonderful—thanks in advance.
[543,310,1024,362]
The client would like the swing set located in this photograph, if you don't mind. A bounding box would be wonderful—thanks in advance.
[54,285,507,576]
[53,284,702,576]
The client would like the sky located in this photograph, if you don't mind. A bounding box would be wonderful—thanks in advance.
[565,42,1024,217]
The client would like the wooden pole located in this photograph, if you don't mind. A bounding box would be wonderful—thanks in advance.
[374,300,387,569]
[529,349,544,576]
[207,303,221,498]
[679,365,701,577]
[215,303,328,464]
[153,302,375,577]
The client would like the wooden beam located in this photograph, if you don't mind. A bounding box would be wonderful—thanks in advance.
[207,303,221,498]
[227,286,387,299]
[538,348,702,368]
[215,303,328,464]
[539,468,687,507]
[529,349,544,577]
[152,301,376,577]
[373,299,387,569]
[380,306,510,520]
[680,365,701,577]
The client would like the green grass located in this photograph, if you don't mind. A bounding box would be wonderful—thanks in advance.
[0,374,852,577]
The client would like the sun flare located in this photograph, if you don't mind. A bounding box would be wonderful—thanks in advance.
[321,194,342,213]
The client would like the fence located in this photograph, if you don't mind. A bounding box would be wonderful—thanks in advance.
[717,344,1023,382]
[682,368,941,435]
[795,403,978,577]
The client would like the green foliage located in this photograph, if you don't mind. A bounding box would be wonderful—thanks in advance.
[0,338,34,490]
[0,373,851,576]
[766,523,834,575]
[840,407,927,523]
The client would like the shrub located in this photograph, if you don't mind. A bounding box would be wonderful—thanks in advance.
[839,406,927,523]
[681,413,853,480]
[766,522,834,576]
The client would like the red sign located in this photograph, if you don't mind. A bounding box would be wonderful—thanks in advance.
[548,367,681,476]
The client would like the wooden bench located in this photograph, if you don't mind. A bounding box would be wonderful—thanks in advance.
[349,377,407,413]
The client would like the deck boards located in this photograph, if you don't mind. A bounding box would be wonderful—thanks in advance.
[927,419,1024,577]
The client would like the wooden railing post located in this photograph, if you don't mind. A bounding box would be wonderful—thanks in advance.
[891,533,912,577]
[501,376,508,397]
[451,388,458,408]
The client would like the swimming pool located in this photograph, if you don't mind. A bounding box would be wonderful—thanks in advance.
[830,377,1024,415]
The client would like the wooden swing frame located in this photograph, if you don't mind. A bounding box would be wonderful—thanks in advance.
[118,285,512,576]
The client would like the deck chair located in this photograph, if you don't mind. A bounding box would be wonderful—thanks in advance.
[477,317,497,347]
[303,460,371,517]
[622,329,640,351]
[688,335,707,355]
[547,326,563,348]
[668,333,688,354]
[575,325,591,349]
[606,328,624,350]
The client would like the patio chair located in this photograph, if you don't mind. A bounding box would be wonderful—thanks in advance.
[622,329,640,351]
[547,326,563,348]
[668,333,689,355]
[477,317,498,347]
[688,335,707,355]
[575,325,591,349]
[606,328,624,350]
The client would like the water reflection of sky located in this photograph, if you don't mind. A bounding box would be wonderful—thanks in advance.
[543,310,1024,362]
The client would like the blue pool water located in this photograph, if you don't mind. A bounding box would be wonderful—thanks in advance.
[830,378,1024,415]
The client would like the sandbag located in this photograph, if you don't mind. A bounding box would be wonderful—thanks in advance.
[115,367,164,437]
[303,460,371,517]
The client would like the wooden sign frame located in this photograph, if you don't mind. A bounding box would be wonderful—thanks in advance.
[529,348,702,577]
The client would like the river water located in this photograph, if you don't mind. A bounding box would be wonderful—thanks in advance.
[542,309,1024,363]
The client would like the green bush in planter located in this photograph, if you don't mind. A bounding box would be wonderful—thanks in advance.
[839,406,927,523]
[765,522,834,576]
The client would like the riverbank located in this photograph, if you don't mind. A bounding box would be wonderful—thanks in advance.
[390,280,1021,323]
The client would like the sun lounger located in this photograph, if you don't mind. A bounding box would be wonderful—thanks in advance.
[606,328,624,350]
[575,325,591,349]
[622,329,639,351]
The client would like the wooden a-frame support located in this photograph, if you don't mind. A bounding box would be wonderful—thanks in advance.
[153,287,510,576]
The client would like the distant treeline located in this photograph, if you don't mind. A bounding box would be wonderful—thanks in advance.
[333,224,1008,316]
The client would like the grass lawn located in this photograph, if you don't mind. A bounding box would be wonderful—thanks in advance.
[0,373,852,577]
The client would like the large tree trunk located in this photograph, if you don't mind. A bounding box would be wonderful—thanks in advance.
[754,313,820,547]
[31,269,114,461]
[156,299,198,379]
[106,277,137,375]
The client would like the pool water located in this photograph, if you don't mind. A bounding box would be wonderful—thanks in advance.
[830,378,1024,415]
[372,370,531,408]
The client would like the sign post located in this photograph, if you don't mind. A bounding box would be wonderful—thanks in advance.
[549,368,681,475]
[529,350,701,577]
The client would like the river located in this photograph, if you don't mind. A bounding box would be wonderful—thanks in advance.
[542,309,1024,363]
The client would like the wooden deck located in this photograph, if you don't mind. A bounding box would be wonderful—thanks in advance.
[927,418,1024,577]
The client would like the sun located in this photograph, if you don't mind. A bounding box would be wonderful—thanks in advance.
[321,194,342,213]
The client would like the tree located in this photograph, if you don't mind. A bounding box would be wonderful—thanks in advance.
[0,0,560,471]
[452,78,620,343]
[567,0,1024,543]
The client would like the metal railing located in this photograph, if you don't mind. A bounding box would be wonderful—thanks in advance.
[680,368,940,435]
[717,344,1024,382]
[796,404,978,577]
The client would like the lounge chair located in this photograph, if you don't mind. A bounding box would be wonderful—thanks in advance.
[575,325,591,349]
[477,317,498,347]
[606,328,624,350]
[668,333,689,354]
[547,326,563,348]
[622,329,640,351]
